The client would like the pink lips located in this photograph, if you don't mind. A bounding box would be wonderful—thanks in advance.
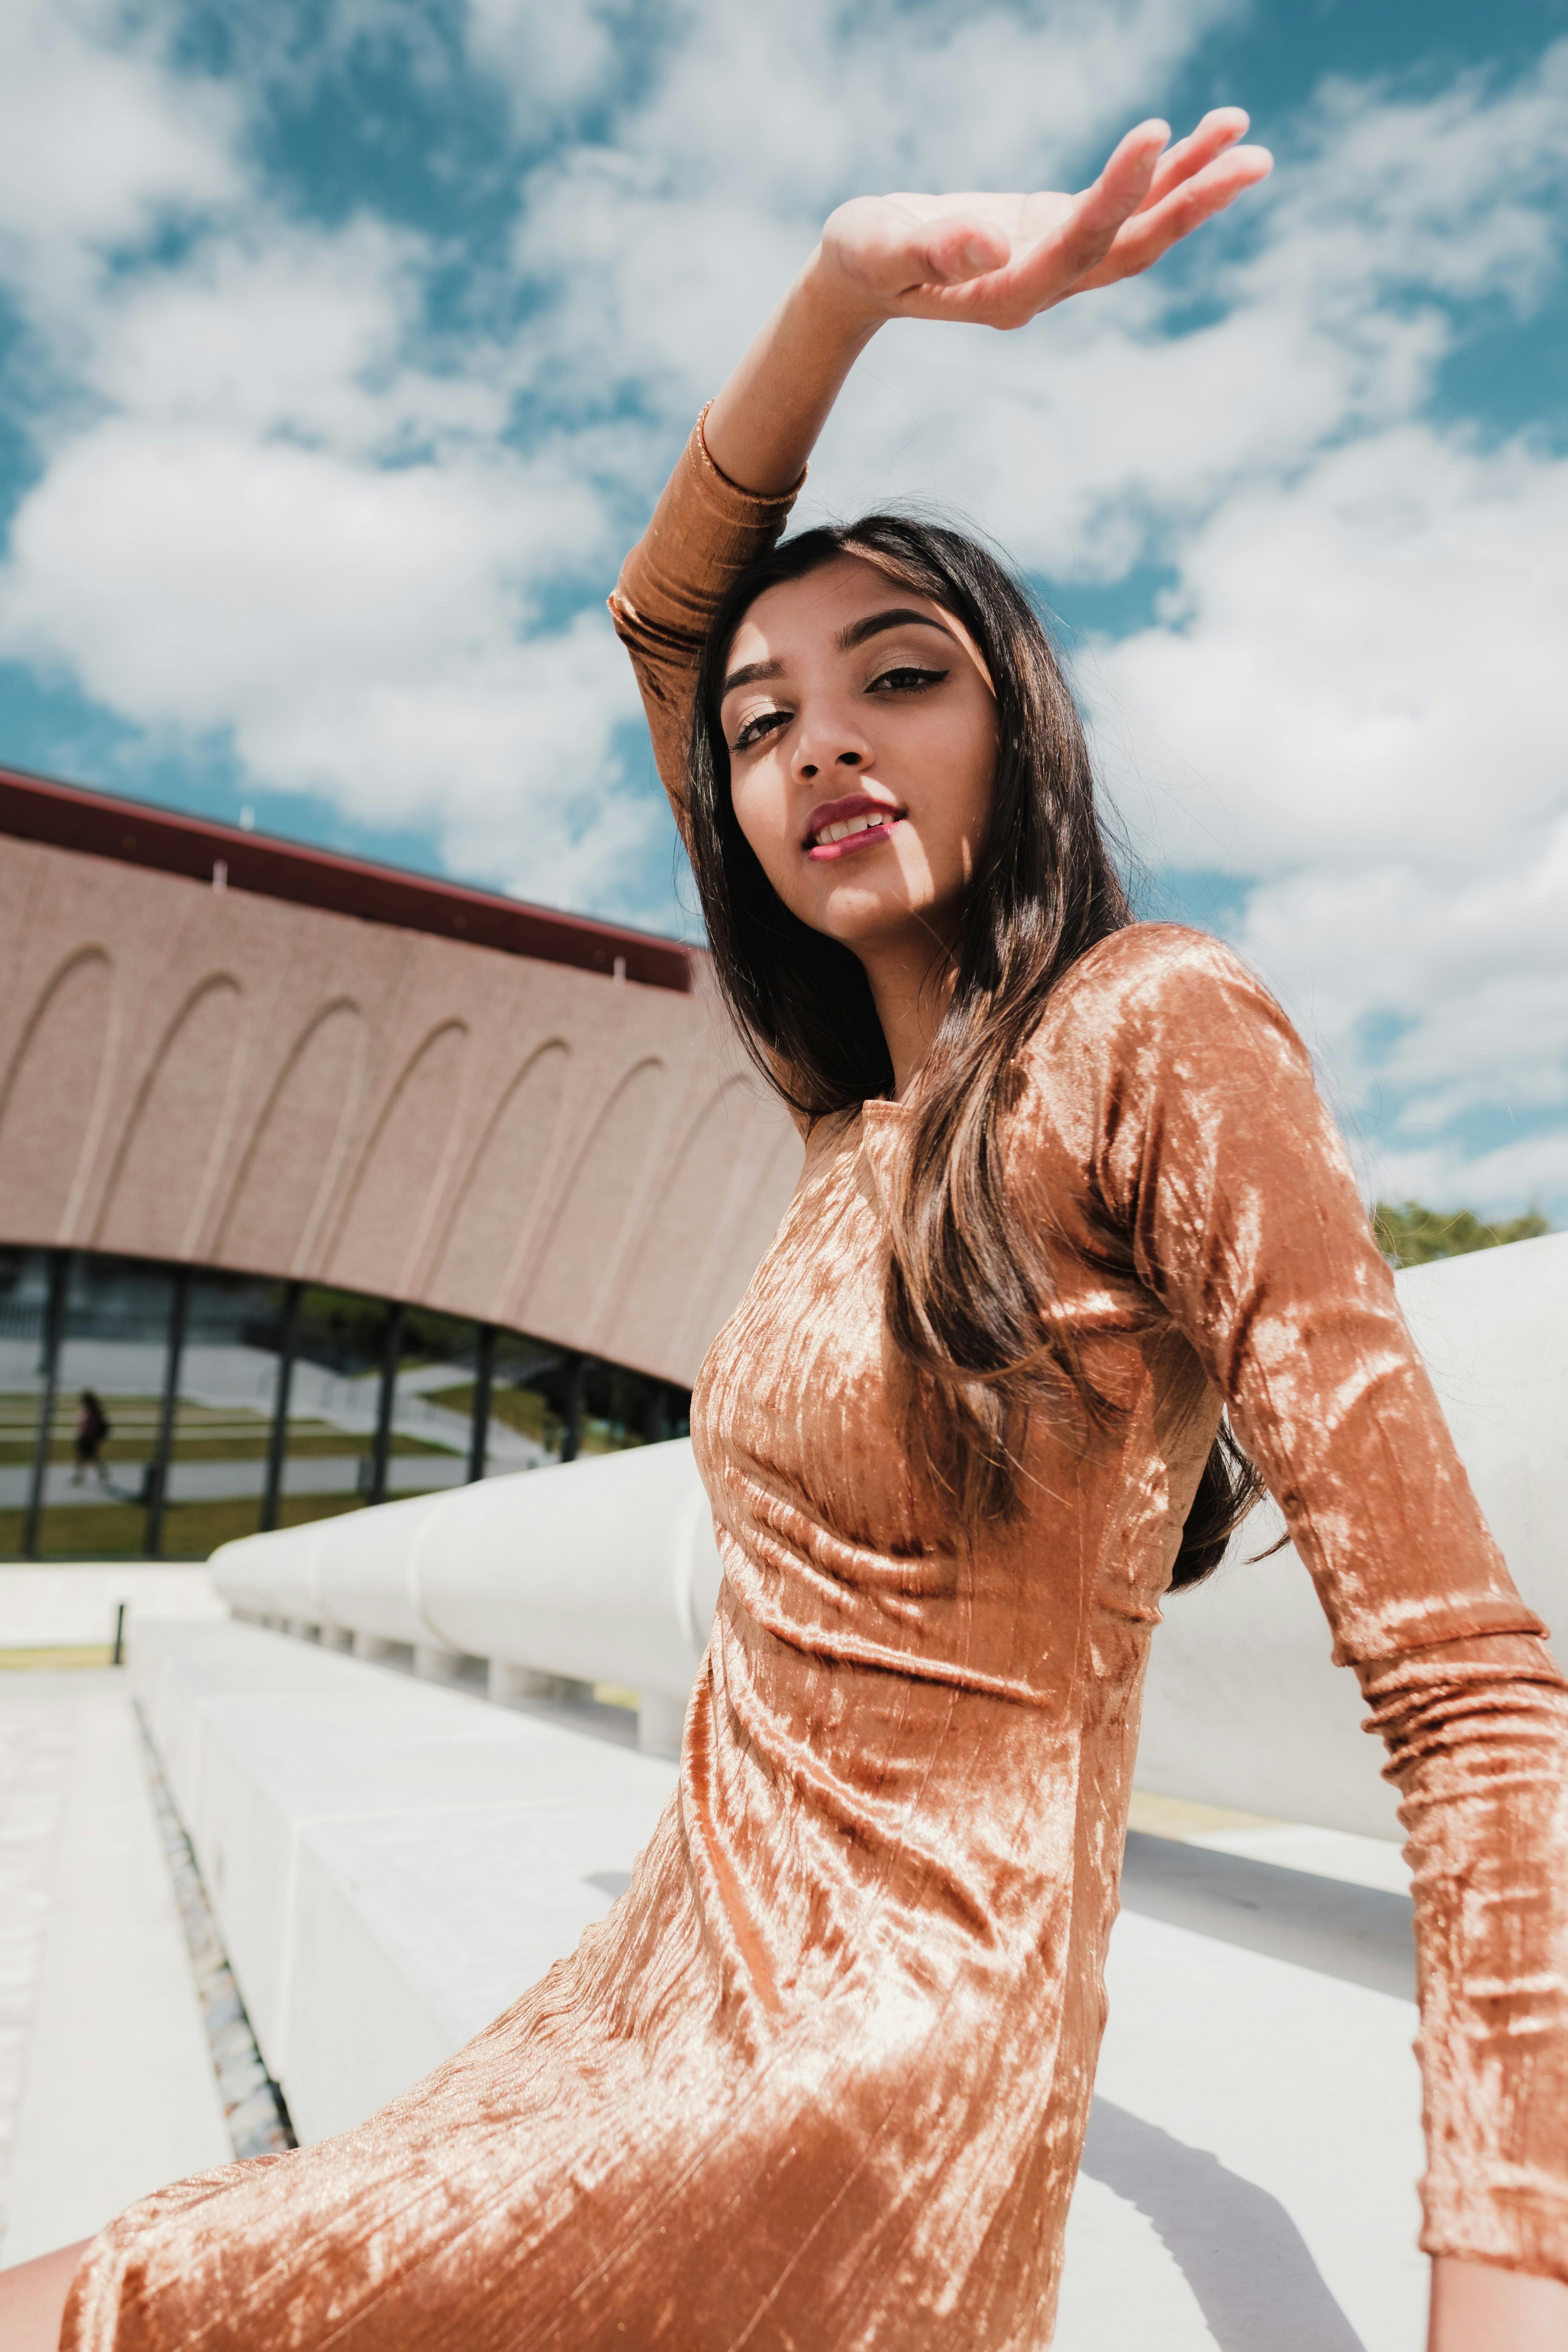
[802,792,905,863]
[806,819,901,863]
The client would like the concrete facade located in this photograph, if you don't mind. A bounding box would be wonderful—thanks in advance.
[0,807,801,1391]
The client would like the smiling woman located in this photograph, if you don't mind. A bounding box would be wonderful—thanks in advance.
[11,104,1568,2352]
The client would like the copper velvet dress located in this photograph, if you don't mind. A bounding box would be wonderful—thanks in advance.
[64,418,1568,2350]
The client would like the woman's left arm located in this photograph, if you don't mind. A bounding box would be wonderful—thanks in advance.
[1062,929,1568,2341]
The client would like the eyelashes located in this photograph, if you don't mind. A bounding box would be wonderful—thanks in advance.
[729,665,950,753]
[732,708,789,753]
[867,664,948,695]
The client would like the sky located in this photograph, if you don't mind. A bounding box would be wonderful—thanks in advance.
[0,0,1565,1221]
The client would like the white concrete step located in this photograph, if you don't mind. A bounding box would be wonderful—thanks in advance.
[132,1618,678,2147]
[129,1616,1425,2349]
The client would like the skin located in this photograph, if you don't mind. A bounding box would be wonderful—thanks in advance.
[3,108,1562,2352]
[0,2240,90,2348]
[721,553,998,1096]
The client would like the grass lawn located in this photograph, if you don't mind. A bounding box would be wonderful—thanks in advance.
[427,1384,643,1459]
[0,1392,455,1468]
[0,1489,424,1561]
[429,1380,560,1450]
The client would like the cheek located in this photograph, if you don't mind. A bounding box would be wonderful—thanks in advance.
[730,766,799,893]
[964,707,1000,838]
[923,708,997,854]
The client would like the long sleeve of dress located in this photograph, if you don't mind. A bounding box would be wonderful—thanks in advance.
[1026,927,1568,2283]
[608,408,804,833]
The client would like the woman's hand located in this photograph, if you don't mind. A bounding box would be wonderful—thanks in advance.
[818,111,1271,333]
[702,110,1271,498]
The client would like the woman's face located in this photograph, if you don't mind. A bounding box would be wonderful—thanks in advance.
[719,553,998,962]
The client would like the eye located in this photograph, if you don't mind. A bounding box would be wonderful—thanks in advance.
[867,664,949,696]
[731,706,791,753]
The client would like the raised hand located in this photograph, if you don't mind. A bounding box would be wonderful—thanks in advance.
[819,112,1271,332]
[701,110,1273,496]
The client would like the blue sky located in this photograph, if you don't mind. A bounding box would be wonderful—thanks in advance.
[0,0,1564,1218]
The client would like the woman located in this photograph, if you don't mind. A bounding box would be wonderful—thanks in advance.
[6,111,1566,2352]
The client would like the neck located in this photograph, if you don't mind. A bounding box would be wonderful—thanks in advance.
[858,932,957,1100]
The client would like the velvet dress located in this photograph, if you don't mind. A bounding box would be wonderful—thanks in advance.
[62,418,1568,2350]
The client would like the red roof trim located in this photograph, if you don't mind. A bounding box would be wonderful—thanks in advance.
[0,764,696,993]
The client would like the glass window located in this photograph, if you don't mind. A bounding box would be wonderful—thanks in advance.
[0,1246,59,1555]
[154,1269,294,1558]
[467,1338,573,1471]
[276,1287,402,1530]
[32,1252,173,1559]
[384,1305,485,1499]
[1,1245,699,1559]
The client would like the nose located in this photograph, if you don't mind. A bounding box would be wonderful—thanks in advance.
[792,709,873,784]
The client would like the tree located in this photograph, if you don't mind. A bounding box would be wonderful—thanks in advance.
[1372,1199,1552,1269]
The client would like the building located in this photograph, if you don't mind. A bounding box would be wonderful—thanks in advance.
[0,765,800,1560]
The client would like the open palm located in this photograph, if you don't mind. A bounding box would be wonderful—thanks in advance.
[821,112,1271,331]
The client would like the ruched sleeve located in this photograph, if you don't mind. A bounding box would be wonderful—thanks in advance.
[1038,923,1568,2282]
[608,407,804,835]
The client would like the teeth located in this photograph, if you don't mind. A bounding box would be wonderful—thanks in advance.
[813,812,894,847]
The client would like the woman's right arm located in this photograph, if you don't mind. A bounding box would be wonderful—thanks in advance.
[609,110,1272,825]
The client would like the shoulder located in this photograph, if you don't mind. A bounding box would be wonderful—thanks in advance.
[1001,923,1319,1201]
[1022,923,1303,1080]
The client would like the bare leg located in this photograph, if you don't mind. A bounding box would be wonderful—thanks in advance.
[0,2240,92,2350]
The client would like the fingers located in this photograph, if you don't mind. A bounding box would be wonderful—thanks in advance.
[1087,142,1273,285]
[1143,107,1251,208]
[1021,117,1168,296]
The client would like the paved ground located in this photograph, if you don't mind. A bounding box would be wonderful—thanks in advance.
[0,1640,1427,2344]
[0,1669,231,2265]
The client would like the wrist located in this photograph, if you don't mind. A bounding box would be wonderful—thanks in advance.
[1430,2255,1568,2350]
[702,251,882,498]
[792,244,888,348]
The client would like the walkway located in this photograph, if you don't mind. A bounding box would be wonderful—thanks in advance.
[0,1669,231,2264]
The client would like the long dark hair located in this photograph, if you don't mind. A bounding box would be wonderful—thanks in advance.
[685,515,1261,1590]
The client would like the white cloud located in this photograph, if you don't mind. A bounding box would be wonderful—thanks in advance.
[465,0,624,136]
[75,218,508,456]
[0,407,648,897]
[510,0,1242,426]
[0,0,239,300]
[1089,422,1568,879]
[0,0,1563,1205]
[1231,836,1568,1170]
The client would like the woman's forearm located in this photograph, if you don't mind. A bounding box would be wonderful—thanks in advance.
[702,253,882,498]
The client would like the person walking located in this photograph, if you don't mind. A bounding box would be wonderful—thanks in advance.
[69,1390,112,1491]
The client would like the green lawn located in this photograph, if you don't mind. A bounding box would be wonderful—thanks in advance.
[0,1489,435,1561]
[0,1393,455,1467]
[427,1383,644,1459]
[429,1380,560,1449]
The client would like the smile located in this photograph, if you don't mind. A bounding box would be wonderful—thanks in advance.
[803,795,905,861]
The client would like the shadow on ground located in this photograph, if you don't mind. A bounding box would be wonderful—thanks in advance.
[1081,2099,1368,2352]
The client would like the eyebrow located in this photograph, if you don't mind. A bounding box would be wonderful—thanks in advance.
[720,608,956,700]
[720,657,784,697]
[836,607,957,653]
